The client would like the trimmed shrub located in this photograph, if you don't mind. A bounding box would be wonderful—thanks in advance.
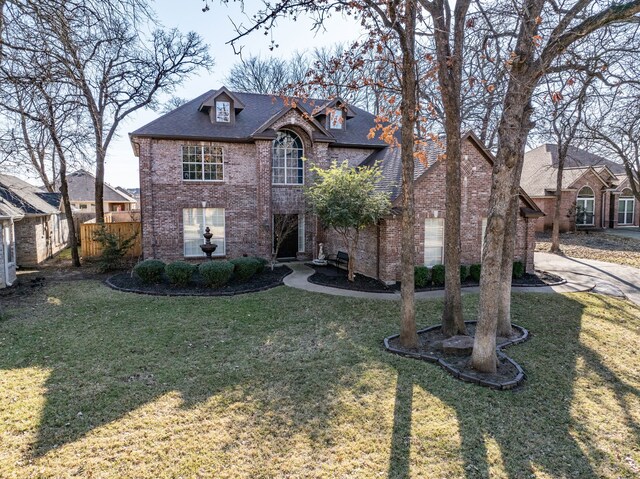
[254,256,268,274]
[414,265,430,289]
[231,257,260,282]
[460,265,469,283]
[199,261,234,288]
[431,264,445,286]
[470,263,482,283]
[133,259,165,284]
[165,261,196,286]
[512,260,525,279]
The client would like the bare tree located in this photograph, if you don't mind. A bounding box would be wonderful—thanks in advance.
[2,0,213,223]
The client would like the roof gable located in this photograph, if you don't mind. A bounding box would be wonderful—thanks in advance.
[130,89,388,148]
[66,170,137,203]
[0,174,60,215]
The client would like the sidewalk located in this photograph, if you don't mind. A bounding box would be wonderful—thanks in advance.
[283,261,593,302]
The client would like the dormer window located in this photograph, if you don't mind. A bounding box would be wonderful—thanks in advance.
[329,109,344,130]
[215,101,231,123]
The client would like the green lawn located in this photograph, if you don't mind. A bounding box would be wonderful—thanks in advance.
[1,282,639,478]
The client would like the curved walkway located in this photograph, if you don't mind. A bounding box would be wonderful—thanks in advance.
[283,259,599,302]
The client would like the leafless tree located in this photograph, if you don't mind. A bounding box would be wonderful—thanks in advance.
[2,0,213,223]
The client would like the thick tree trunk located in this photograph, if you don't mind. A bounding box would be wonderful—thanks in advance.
[398,0,418,349]
[497,192,518,337]
[442,132,466,336]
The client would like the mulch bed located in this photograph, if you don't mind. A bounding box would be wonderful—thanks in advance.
[307,264,564,293]
[106,266,292,296]
[385,321,529,390]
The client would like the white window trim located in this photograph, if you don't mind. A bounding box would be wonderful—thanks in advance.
[618,196,635,225]
[182,145,225,182]
[183,208,226,258]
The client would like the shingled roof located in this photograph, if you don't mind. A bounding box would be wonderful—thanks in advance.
[522,144,625,196]
[66,170,138,203]
[0,174,61,216]
[130,89,388,148]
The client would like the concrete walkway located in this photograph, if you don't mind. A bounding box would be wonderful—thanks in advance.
[535,252,640,305]
[283,260,594,302]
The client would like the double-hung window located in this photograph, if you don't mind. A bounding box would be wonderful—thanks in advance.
[183,208,225,257]
[182,145,224,181]
[618,189,635,225]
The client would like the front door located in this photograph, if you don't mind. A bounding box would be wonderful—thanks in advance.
[274,214,298,259]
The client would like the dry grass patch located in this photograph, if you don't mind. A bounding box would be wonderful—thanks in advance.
[0,282,639,478]
[536,231,640,268]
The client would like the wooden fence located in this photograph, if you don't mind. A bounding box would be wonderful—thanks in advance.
[80,221,142,259]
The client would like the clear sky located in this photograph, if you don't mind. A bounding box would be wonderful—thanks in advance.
[105,0,363,188]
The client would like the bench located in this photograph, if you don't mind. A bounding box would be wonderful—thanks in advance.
[327,251,349,271]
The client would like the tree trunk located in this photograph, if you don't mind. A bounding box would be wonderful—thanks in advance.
[59,156,81,267]
[442,132,466,336]
[95,147,105,223]
[398,0,418,349]
[347,233,357,282]
[496,192,518,337]
[551,143,566,253]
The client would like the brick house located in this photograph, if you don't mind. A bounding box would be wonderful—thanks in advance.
[522,144,639,232]
[66,169,138,213]
[0,174,69,267]
[130,87,542,283]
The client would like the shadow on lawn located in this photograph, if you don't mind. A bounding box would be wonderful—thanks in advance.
[386,293,640,479]
[0,285,367,459]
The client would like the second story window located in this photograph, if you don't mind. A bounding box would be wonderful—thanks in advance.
[182,145,224,181]
[329,109,344,129]
[272,130,304,185]
[215,101,231,122]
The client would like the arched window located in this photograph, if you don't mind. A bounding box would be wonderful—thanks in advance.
[576,186,595,226]
[618,188,635,225]
[272,130,304,185]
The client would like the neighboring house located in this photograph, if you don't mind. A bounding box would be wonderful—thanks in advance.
[115,187,140,210]
[521,144,639,232]
[0,174,69,267]
[66,170,138,213]
[130,87,543,283]
[0,200,23,288]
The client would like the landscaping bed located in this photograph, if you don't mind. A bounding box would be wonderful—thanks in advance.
[385,321,529,390]
[307,264,563,293]
[106,265,292,296]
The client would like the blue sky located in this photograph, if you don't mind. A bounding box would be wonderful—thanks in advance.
[105,0,363,188]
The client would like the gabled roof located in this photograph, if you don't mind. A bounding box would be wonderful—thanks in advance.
[66,170,138,203]
[251,104,335,142]
[0,174,61,215]
[522,144,625,196]
[312,98,357,119]
[0,199,25,220]
[361,131,543,215]
[130,89,388,148]
[199,86,246,112]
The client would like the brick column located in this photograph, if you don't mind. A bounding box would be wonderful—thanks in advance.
[255,140,273,258]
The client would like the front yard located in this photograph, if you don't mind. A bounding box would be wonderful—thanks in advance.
[1,282,639,478]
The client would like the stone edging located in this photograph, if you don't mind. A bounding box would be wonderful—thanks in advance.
[383,320,529,390]
[104,267,293,297]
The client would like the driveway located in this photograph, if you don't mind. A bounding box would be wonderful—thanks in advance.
[535,252,640,305]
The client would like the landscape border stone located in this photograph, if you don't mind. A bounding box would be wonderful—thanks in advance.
[105,267,292,297]
[384,320,530,390]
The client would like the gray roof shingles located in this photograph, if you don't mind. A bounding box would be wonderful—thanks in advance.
[66,170,136,203]
[522,144,624,196]
[130,90,388,148]
[0,174,61,215]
